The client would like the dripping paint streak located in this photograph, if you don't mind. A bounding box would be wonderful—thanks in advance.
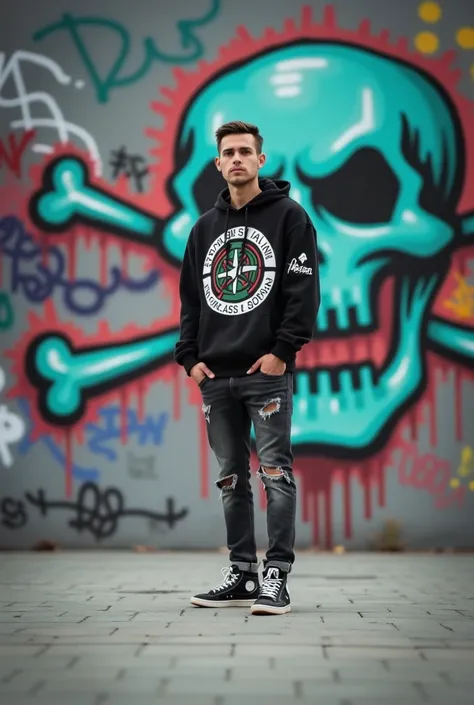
[137,383,145,421]
[67,237,77,280]
[121,244,128,278]
[363,470,371,520]
[99,241,108,286]
[376,458,386,507]
[324,487,332,550]
[410,408,418,442]
[312,493,319,547]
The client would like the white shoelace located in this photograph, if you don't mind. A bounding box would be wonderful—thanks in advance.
[260,576,282,600]
[210,567,239,593]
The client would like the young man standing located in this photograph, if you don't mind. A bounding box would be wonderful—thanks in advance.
[175,121,320,615]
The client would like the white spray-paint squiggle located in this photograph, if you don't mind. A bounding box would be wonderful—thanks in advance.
[0,50,101,174]
[0,367,25,467]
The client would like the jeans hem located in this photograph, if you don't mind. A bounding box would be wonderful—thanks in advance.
[232,561,259,573]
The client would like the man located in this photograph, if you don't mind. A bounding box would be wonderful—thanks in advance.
[175,121,320,615]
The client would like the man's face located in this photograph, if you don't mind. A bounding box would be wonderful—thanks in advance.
[215,133,265,186]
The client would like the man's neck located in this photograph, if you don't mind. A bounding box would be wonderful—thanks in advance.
[229,179,261,210]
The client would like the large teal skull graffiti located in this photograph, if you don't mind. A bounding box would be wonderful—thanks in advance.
[28,41,474,457]
[163,43,467,453]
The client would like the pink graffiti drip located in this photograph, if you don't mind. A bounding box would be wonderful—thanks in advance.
[186,377,210,498]
[410,408,418,442]
[66,235,77,281]
[324,484,333,549]
[137,383,145,421]
[361,467,372,520]
[376,458,386,507]
[294,453,389,549]
[99,240,108,286]
[312,493,319,547]
[121,244,129,278]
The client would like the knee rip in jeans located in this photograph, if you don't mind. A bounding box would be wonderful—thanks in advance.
[201,403,211,423]
[258,466,291,485]
[216,473,238,497]
[258,397,281,420]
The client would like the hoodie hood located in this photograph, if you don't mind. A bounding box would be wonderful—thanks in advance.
[214,178,291,211]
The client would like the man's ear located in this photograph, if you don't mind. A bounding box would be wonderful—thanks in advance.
[215,156,221,172]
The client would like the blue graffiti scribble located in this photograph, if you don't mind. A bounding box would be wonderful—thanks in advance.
[85,405,169,462]
[17,399,99,482]
[0,215,159,315]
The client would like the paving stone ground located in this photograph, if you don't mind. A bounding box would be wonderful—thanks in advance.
[0,550,473,705]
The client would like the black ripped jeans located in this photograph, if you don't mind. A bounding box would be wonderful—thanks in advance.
[199,371,296,574]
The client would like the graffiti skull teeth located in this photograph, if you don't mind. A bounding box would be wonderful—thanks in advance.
[295,269,439,452]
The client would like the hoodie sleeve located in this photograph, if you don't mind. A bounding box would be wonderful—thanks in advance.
[271,221,320,363]
[174,228,201,375]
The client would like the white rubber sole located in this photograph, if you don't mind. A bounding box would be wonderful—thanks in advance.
[190,597,256,608]
[250,603,291,615]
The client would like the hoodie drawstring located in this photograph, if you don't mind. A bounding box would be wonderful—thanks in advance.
[239,207,249,272]
[224,206,249,272]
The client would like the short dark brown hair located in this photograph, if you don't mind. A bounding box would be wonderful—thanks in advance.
[215,121,263,155]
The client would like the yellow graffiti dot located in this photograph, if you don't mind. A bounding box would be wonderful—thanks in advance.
[457,27,474,49]
[418,2,441,23]
[469,481,474,491]
[415,31,439,54]
[450,478,461,488]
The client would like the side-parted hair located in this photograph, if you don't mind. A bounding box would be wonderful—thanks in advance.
[215,121,263,155]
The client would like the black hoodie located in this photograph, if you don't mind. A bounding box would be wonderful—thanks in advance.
[174,178,320,377]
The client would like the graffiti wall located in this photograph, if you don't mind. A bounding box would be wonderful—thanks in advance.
[1,0,473,550]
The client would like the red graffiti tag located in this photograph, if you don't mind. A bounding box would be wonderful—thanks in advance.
[0,130,35,179]
[398,440,466,509]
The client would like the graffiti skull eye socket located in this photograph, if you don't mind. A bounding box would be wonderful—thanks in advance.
[296,147,400,225]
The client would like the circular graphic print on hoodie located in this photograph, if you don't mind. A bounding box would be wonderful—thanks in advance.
[202,226,276,315]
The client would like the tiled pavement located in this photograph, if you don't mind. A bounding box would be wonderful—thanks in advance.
[0,550,473,705]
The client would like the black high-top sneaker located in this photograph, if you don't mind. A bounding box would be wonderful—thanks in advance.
[190,565,259,607]
[250,566,291,615]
